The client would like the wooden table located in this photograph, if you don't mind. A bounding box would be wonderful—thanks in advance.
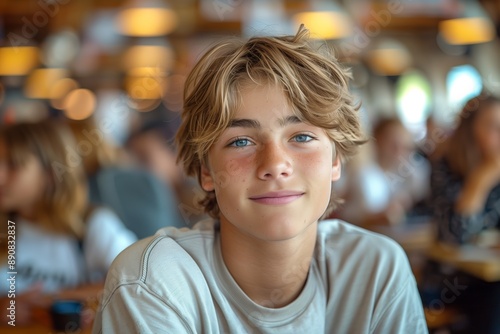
[426,242,500,282]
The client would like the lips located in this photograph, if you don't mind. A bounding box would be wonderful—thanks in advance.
[249,191,304,205]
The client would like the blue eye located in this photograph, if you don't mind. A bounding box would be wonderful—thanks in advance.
[230,138,251,147]
[293,134,313,142]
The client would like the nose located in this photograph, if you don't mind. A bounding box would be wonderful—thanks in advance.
[256,141,293,180]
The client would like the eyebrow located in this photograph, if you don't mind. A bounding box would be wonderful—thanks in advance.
[228,115,302,129]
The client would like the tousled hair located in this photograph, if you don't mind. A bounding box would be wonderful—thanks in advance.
[176,26,366,218]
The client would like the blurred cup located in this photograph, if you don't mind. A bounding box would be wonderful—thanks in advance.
[51,300,83,333]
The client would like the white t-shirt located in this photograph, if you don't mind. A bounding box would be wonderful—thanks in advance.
[1,207,137,294]
[94,219,428,334]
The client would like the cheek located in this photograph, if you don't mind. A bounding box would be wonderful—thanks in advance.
[299,147,333,177]
[213,156,253,186]
[4,170,43,208]
[23,172,46,198]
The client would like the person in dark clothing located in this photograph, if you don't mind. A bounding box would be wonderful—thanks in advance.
[429,93,500,334]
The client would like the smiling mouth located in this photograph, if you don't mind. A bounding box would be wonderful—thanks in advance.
[249,191,305,205]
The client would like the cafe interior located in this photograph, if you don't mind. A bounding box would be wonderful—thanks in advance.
[0,0,500,333]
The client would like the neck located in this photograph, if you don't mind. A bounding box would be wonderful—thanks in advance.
[219,218,317,308]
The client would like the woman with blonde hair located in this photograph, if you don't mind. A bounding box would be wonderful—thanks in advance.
[0,119,136,326]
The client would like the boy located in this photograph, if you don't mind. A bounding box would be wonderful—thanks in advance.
[93,26,427,333]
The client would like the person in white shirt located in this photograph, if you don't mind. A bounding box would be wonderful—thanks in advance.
[334,118,431,226]
[94,25,428,333]
[0,120,136,326]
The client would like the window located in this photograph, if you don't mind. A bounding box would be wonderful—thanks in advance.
[447,64,483,115]
[396,70,432,138]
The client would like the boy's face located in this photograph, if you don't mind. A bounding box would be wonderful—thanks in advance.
[201,84,341,241]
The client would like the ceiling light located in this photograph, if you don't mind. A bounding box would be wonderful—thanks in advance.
[116,1,177,37]
[292,1,353,40]
[439,0,495,45]
[0,46,39,76]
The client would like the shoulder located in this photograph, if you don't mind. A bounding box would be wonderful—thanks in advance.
[98,224,219,333]
[317,220,425,330]
[316,219,412,283]
[103,220,217,297]
[99,223,217,332]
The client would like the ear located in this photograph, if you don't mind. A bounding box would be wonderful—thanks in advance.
[200,164,215,191]
[331,156,341,182]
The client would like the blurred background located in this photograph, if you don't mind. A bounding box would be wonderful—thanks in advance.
[1,1,500,333]
[0,0,499,137]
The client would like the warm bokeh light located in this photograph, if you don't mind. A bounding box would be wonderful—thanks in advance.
[292,11,352,40]
[122,45,174,71]
[0,46,39,76]
[24,69,69,99]
[63,88,96,120]
[439,17,495,45]
[127,67,168,77]
[367,48,412,76]
[125,71,166,100]
[116,8,177,36]
[50,78,80,110]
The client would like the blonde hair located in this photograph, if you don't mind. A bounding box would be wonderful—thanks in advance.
[176,26,366,218]
[0,120,87,238]
[445,93,500,177]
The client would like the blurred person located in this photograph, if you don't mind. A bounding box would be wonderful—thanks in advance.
[334,117,430,226]
[417,115,450,162]
[428,93,500,334]
[126,120,181,189]
[0,120,136,326]
[126,120,206,226]
[431,94,500,243]
[67,117,185,238]
[93,26,427,333]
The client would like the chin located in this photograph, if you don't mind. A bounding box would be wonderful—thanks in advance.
[253,215,317,242]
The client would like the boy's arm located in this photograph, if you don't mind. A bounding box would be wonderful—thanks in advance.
[93,283,195,334]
